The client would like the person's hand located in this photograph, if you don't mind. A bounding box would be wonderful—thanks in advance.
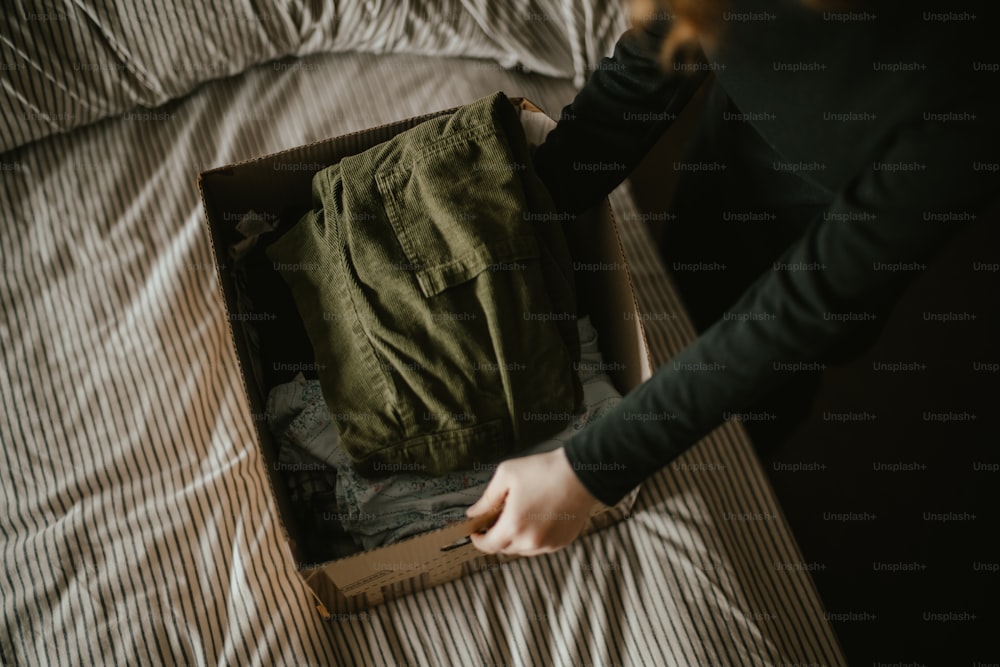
[466,447,600,556]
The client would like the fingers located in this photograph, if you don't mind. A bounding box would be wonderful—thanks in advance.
[467,468,511,553]
[466,450,595,556]
[468,498,521,554]
[468,531,510,554]
[471,528,565,556]
[468,516,511,554]
[466,467,508,518]
[468,507,569,556]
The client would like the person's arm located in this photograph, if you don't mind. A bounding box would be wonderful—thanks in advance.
[469,112,998,553]
[565,114,998,507]
[532,15,708,215]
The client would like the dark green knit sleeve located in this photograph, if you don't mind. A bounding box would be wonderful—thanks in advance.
[532,16,708,215]
[566,113,1000,507]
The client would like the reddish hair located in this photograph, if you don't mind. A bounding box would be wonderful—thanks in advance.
[630,0,864,63]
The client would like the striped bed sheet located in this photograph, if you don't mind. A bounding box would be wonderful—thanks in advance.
[0,49,845,665]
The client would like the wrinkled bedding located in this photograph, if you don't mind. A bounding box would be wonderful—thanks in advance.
[1,6,845,665]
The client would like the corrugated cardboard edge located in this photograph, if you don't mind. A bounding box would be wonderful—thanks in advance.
[302,485,641,610]
[198,96,652,615]
[600,202,655,384]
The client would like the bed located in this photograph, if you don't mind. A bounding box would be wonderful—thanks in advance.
[1,2,845,665]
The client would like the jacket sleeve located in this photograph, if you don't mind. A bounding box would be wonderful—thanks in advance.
[565,113,1000,507]
[532,16,708,215]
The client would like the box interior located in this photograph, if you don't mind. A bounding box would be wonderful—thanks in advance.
[199,99,652,603]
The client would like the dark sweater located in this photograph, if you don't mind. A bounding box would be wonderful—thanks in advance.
[533,1,997,507]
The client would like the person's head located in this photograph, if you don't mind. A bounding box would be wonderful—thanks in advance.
[631,0,863,62]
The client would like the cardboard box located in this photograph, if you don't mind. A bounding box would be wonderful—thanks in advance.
[198,98,654,614]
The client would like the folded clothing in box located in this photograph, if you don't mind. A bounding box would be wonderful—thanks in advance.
[266,316,620,550]
[266,91,582,477]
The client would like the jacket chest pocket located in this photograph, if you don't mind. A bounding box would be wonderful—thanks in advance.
[374,124,541,297]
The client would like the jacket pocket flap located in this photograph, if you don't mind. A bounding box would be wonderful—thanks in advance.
[414,233,539,297]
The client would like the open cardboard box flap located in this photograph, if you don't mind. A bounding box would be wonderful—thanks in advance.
[199,96,653,612]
